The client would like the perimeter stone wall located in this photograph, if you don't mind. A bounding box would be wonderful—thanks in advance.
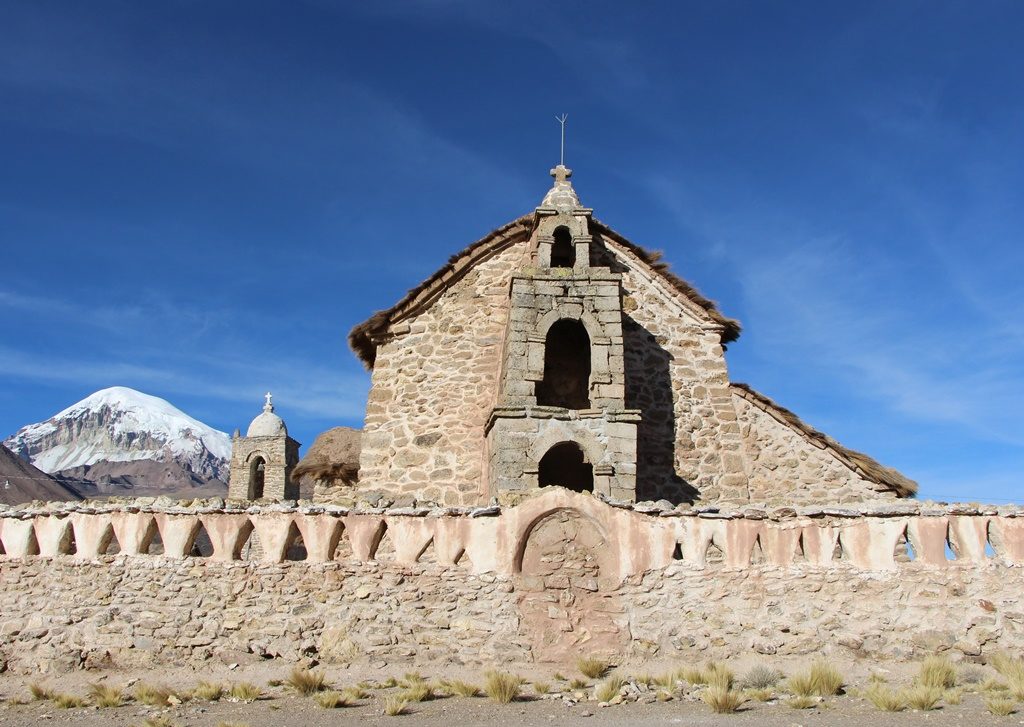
[1,491,1024,673]
[0,558,525,674]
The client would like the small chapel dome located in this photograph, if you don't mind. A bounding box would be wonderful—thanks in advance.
[247,392,287,437]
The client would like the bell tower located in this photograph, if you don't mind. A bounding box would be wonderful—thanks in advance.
[485,165,641,503]
[228,393,301,501]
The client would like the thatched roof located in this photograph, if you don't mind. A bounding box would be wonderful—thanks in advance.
[292,427,361,486]
[731,383,918,498]
[590,218,741,343]
[348,213,741,368]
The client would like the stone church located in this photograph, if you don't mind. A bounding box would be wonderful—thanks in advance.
[233,164,916,507]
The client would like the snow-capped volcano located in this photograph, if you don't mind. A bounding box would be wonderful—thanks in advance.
[4,387,230,494]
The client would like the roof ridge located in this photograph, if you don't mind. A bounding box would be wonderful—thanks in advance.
[348,213,741,367]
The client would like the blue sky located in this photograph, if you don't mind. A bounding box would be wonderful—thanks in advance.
[2,1,1022,502]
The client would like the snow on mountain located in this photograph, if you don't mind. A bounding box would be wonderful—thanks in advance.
[4,387,231,486]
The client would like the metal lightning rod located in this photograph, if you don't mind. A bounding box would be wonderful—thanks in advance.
[556,114,568,166]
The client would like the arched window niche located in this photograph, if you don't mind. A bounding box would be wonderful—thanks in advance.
[550,226,575,268]
[536,319,591,409]
[538,441,594,493]
[249,456,266,499]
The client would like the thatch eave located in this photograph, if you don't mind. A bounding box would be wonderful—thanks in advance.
[347,212,742,367]
[590,218,741,343]
[731,382,918,498]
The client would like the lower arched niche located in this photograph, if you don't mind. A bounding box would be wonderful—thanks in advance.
[514,507,626,662]
[538,442,593,493]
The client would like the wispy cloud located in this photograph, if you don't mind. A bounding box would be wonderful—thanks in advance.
[0,344,368,424]
[640,169,1024,453]
[0,283,370,432]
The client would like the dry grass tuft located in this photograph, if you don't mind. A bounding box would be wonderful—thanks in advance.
[786,695,817,709]
[919,655,957,689]
[678,666,707,685]
[992,652,1024,683]
[29,683,56,701]
[399,671,423,688]
[532,681,551,696]
[192,681,224,702]
[654,671,677,689]
[52,693,86,709]
[981,677,1010,693]
[739,664,784,690]
[577,656,610,679]
[315,690,351,709]
[903,684,943,711]
[808,660,844,695]
[745,687,774,702]
[483,670,524,704]
[986,696,1017,716]
[229,682,262,702]
[705,663,735,691]
[342,686,370,700]
[89,682,124,708]
[568,677,589,690]
[134,683,174,706]
[655,689,673,702]
[594,674,624,703]
[400,683,432,703]
[944,688,964,705]
[285,667,327,695]
[864,684,906,712]
[139,718,180,727]
[383,696,409,716]
[702,687,744,713]
[787,660,842,697]
[447,680,481,698]
[786,673,815,697]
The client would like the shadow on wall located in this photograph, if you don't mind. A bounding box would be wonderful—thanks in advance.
[623,315,699,505]
[588,230,699,505]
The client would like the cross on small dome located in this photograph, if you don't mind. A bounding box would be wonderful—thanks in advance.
[540,164,582,210]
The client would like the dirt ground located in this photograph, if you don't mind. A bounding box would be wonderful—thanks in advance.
[0,657,1020,726]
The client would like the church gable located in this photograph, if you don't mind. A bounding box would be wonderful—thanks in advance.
[348,218,737,370]
[356,240,530,505]
[333,163,914,509]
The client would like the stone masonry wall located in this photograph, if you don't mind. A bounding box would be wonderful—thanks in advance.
[600,233,749,503]
[625,562,1017,661]
[357,241,531,506]
[2,491,1024,672]
[734,392,898,505]
[0,558,524,674]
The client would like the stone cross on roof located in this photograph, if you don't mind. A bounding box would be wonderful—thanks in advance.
[540,164,581,210]
[263,391,274,412]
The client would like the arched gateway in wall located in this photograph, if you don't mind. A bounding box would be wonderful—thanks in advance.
[514,506,627,662]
